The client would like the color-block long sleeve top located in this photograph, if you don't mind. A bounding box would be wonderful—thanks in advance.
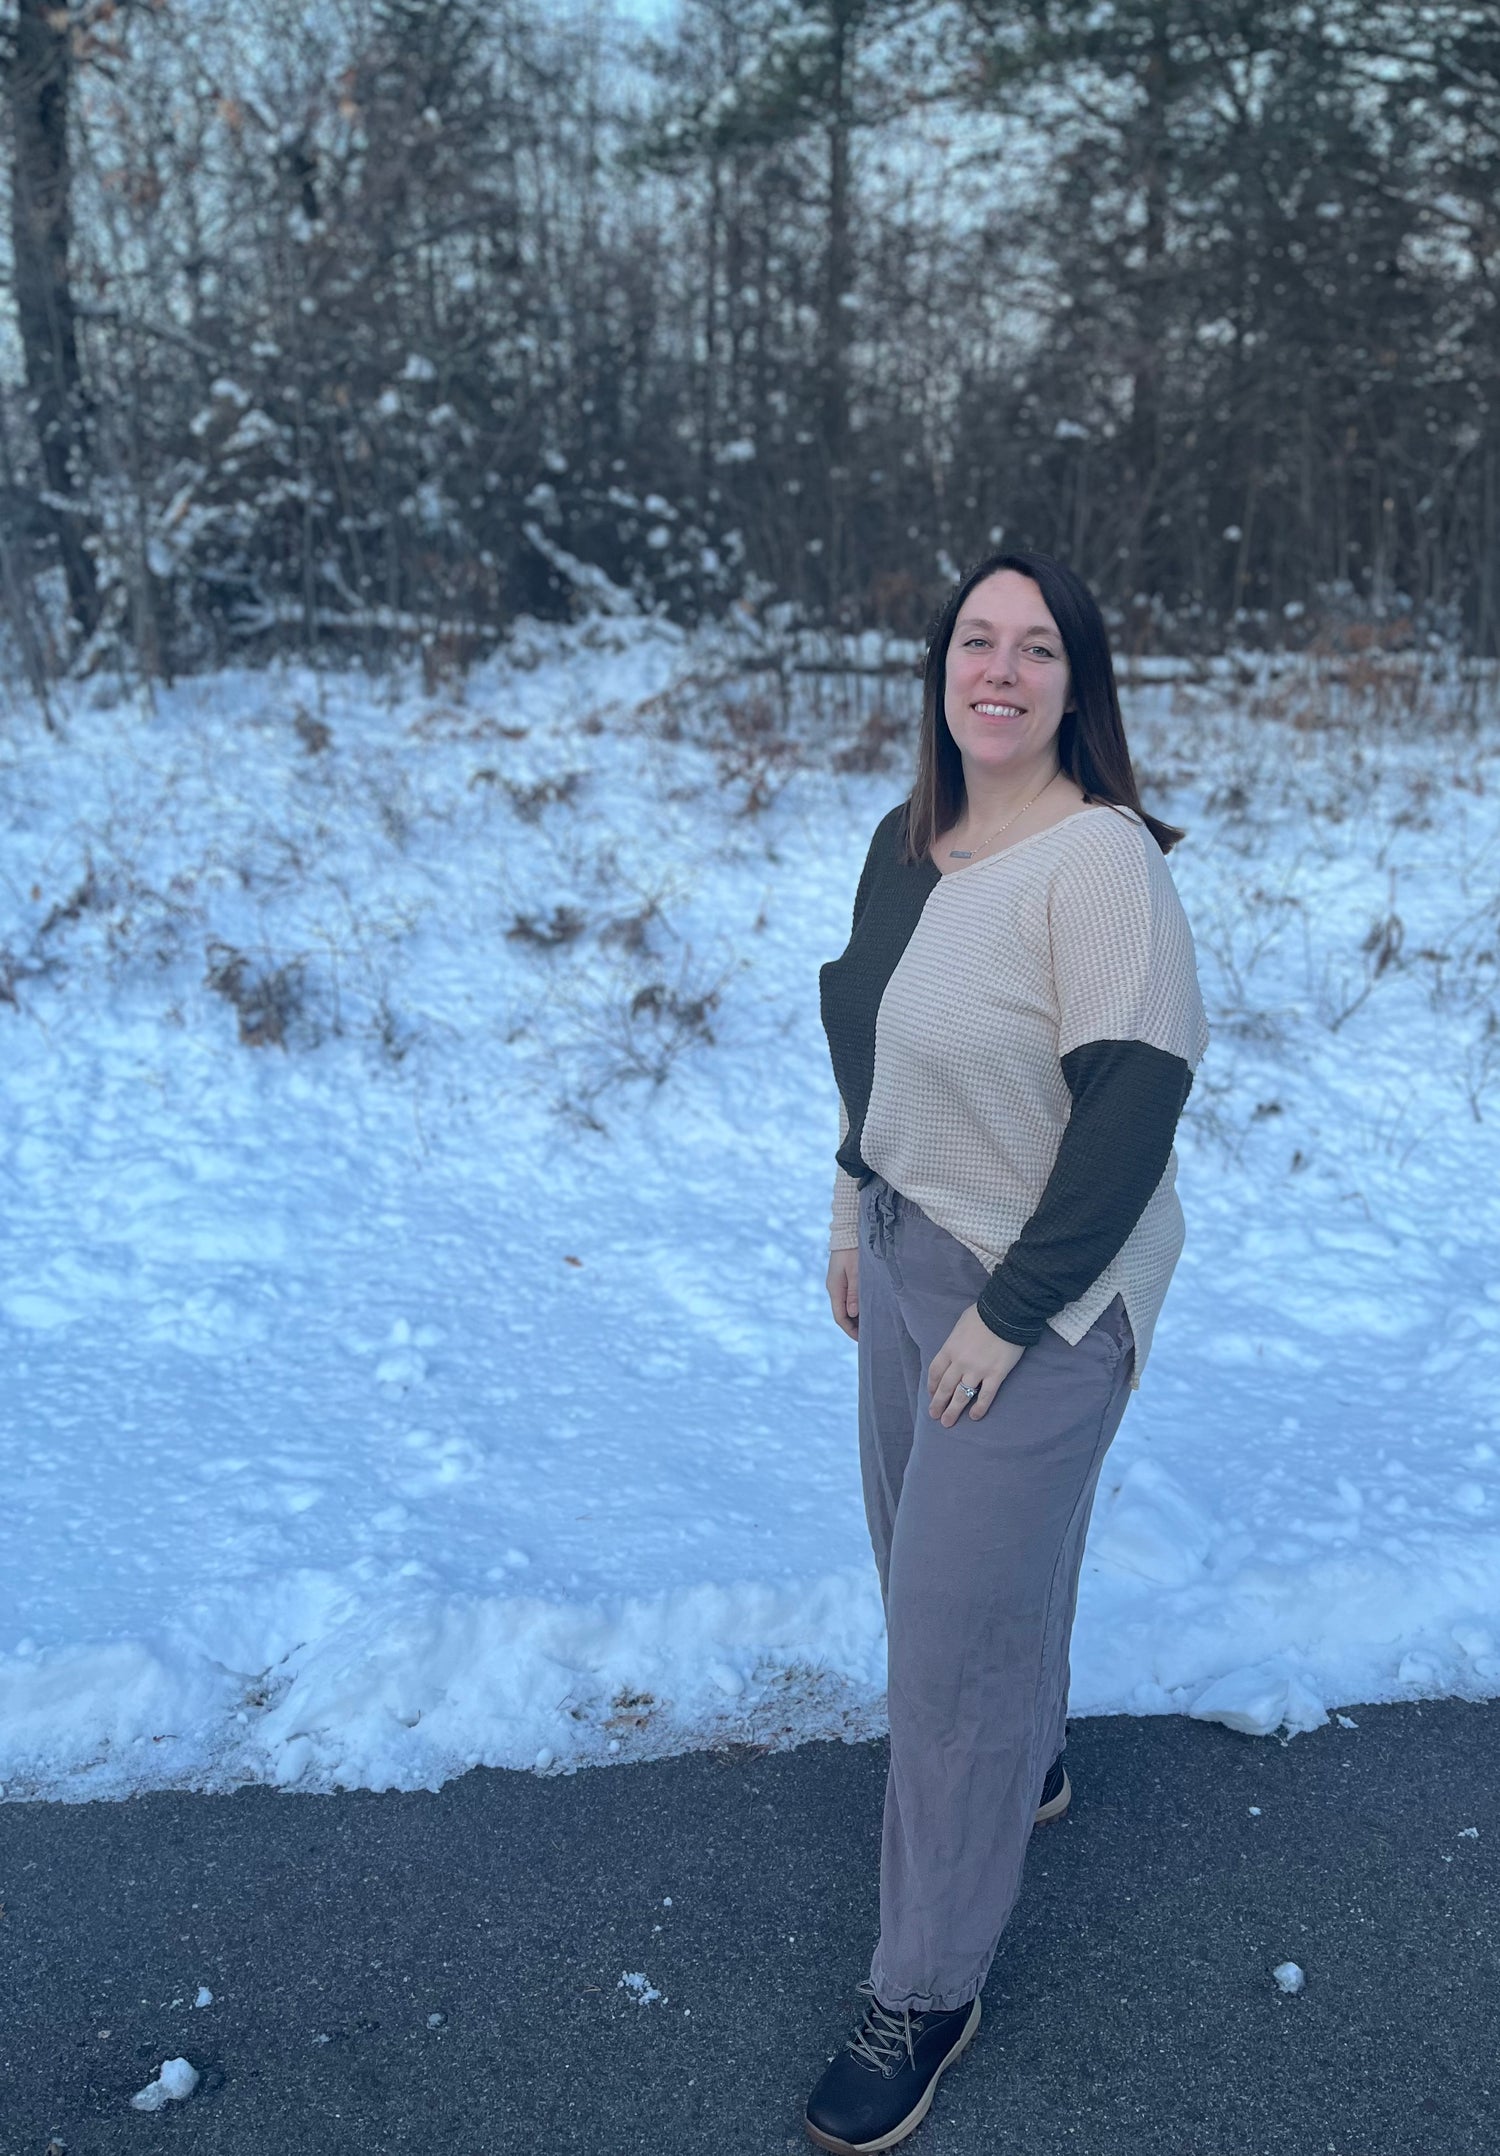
[818,800,1210,1390]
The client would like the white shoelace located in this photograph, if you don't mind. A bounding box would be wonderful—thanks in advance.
[845,1978,918,2073]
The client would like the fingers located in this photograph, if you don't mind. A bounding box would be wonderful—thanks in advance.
[966,1374,1001,1422]
[938,1380,972,1429]
[928,1354,968,1428]
[827,1258,860,1340]
[928,1351,998,1426]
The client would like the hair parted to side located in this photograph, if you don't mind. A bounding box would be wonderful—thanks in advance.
[901,548,1187,864]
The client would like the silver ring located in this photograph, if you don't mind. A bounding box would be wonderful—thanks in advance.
[958,1381,980,1401]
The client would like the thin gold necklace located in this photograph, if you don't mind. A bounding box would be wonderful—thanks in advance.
[946,769,1063,859]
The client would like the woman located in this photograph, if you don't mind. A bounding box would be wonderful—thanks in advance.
[806,549,1209,2154]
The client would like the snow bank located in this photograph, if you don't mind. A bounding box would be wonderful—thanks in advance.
[1,626,1497,1799]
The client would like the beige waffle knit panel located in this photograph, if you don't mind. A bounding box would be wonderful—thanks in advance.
[831,1094,862,1250]
[856,805,1209,1390]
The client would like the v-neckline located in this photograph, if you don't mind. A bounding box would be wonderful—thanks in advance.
[927,805,1117,881]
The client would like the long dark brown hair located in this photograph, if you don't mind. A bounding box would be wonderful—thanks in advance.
[902,549,1186,863]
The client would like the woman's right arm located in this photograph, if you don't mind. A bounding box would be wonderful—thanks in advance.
[824,811,898,1341]
[828,1097,861,1338]
[827,1245,860,1340]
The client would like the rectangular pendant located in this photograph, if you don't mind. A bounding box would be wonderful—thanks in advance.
[948,849,973,859]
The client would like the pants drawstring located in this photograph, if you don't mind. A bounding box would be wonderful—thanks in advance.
[865,1175,902,1261]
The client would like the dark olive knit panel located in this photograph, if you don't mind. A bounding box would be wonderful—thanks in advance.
[819,803,933,1185]
[975,1038,1195,1345]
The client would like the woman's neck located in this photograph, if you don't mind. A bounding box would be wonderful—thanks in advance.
[956,755,1063,834]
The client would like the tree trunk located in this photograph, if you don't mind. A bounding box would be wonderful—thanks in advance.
[820,0,854,615]
[1122,4,1170,597]
[7,0,98,637]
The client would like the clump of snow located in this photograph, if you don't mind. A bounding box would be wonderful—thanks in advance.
[194,1986,214,2007]
[130,2057,199,2110]
[1,628,1499,1802]
[618,1971,666,2005]
[1187,1661,1329,1739]
[1272,1962,1306,1995]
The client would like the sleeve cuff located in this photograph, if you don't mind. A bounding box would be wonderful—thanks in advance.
[831,1167,862,1251]
[976,1275,1045,1346]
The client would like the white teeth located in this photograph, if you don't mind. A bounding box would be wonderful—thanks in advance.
[976,703,1023,717]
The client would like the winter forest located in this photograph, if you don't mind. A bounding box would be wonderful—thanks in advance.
[3,0,1499,684]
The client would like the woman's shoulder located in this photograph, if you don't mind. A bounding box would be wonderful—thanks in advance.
[859,799,914,875]
[1056,799,1169,863]
[870,798,910,845]
[1046,800,1186,913]
[846,799,915,926]
[1072,798,1146,833]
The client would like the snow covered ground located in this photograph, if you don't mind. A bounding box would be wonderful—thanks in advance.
[1,615,1498,1803]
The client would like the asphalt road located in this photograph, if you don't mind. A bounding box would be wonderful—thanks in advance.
[1,1700,1495,2156]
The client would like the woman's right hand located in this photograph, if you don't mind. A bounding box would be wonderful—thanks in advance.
[826,1248,860,1340]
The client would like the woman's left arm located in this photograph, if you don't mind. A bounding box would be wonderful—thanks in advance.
[972,1039,1194,1341]
[927,1044,1194,1422]
[928,817,1208,1424]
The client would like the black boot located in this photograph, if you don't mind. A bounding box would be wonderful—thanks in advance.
[804,1978,980,2153]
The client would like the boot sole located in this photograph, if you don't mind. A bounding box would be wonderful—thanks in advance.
[803,1994,982,2155]
[1033,1767,1072,1826]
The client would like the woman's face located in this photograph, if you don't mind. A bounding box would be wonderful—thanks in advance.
[943,570,1073,776]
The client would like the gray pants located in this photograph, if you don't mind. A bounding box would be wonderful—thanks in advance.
[857,1174,1136,2012]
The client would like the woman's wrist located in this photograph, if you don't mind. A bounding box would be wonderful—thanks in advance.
[976,1271,1044,1346]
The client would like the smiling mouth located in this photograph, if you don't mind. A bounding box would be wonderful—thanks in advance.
[974,702,1025,718]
